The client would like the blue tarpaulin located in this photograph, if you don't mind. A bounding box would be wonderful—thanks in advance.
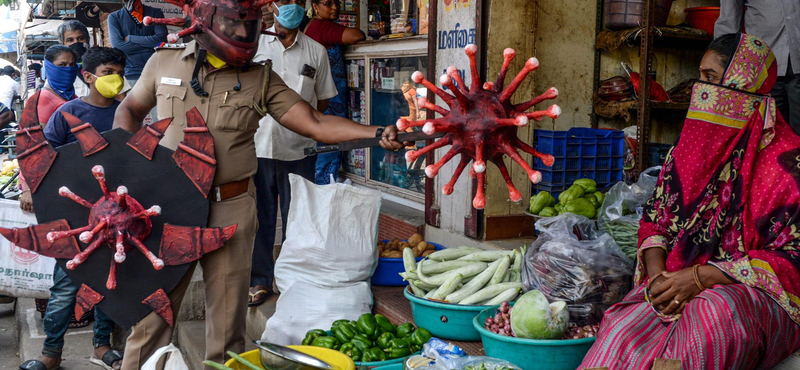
[0,31,17,53]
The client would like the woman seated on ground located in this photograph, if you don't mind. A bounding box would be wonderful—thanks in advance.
[580,33,800,370]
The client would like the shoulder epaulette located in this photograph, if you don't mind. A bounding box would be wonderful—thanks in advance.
[155,42,187,49]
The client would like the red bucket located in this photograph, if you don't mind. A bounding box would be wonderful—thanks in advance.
[684,7,720,35]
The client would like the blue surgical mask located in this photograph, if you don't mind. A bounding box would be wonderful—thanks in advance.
[44,59,79,100]
[275,4,305,30]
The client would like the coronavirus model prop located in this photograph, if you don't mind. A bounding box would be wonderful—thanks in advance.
[397,45,559,209]
[0,92,236,328]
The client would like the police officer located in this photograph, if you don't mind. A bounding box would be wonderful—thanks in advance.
[112,0,404,368]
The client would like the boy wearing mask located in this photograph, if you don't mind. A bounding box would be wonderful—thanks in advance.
[20,47,127,370]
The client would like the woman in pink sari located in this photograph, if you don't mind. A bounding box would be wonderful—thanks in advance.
[580,33,800,369]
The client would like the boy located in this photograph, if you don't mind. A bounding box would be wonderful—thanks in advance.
[22,47,127,370]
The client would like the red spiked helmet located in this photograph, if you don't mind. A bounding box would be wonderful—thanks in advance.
[144,0,275,67]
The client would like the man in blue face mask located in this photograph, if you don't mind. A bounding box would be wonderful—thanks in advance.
[246,0,338,307]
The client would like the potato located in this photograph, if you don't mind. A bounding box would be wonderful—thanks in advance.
[408,233,424,247]
[416,241,428,254]
[378,245,385,253]
[412,248,421,258]
[425,242,436,251]
[399,241,411,250]
[386,251,403,258]
[380,250,391,258]
[388,238,401,250]
[377,240,386,247]
[422,250,435,257]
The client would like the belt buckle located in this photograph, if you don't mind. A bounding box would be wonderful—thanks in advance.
[214,186,222,202]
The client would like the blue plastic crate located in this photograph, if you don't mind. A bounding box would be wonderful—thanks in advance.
[533,128,625,189]
[532,183,568,200]
[648,144,673,167]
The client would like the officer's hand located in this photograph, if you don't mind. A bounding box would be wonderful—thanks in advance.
[379,125,407,152]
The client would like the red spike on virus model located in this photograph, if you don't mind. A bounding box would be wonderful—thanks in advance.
[48,165,164,290]
[397,45,559,209]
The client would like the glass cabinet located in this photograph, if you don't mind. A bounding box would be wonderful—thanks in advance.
[341,50,429,201]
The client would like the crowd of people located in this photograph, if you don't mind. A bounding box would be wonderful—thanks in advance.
[2,0,798,369]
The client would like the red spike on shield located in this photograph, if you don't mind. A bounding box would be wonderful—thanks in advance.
[61,112,109,156]
[127,117,173,160]
[0,219,81,259]
[173,108,216,197]
[159,224,237,265]
[142,288,174,327]
[75,284,104,321]
[16,91,57,193]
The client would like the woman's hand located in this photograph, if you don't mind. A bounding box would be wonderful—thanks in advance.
[19,190,33,213]
[649,268,702,315]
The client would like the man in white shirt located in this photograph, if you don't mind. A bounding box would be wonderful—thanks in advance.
[0,66,20,115]
[248,0,337,306]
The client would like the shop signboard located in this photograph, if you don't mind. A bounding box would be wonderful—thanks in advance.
[432,0,479,235]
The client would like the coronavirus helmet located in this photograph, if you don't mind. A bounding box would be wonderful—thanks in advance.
[144,0,275,67]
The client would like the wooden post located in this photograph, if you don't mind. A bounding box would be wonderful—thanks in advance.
[635,0,657,175]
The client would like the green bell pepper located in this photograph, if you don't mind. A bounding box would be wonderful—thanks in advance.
[362,347,387,362]
[573,179,597,192]
[409,327,432,346]
[584,194,600,208]
[331,319,350,330]
[539,206,557,217]
[395,323,414,338]
[351,334,372,352]
[356,314,378,338]
[332,322,357,344]
[339,343,362,361]
[386,346,411,359]
[388,337,410,349]
[529,191,555,215]
[302,329,327,346]
[376,332,395,349]
[559,184,586,204]
[311,336,340,350]
[374,314,396,334]
[554,203,563,212]
[593,192,605,205]
[565,198,597,219]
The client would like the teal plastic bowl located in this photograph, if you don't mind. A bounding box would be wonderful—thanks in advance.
[404,287,488,341]
[369,363,404,370]
[473,305,596,370]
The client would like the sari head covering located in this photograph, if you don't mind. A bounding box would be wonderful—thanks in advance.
[638,33,800,323]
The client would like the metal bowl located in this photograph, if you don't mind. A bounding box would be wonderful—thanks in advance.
[253,341,333,370]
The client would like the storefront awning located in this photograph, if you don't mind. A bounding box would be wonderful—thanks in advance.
[0,31,17,53]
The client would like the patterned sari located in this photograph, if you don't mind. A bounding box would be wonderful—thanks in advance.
[580,34,800,369]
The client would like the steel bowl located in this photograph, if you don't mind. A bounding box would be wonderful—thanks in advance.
[253,341,333,370]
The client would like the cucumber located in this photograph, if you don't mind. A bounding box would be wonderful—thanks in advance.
[456,250,514,262]
[403,247,417,274]
[416,260,487,286]
[432,273,463,300]
[483,287,522,306]
[488,255,511,286]
[458,282,523,305]
[418,260,481,274]
[399,272,419,281]
[425,246,482,261]
[444,258,504,303]
[227,351,265,370]
[409,281,426,297]
[412,280,439,291]
[424,286,439,299]
[512,249,523,271]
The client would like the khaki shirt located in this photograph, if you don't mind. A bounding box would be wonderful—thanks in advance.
[130,41,304,185]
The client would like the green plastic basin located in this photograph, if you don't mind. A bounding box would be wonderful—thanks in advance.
[473,305,596,370]
[404,287,488,342]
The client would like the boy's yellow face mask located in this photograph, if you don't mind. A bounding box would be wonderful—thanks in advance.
[92,73,124,98]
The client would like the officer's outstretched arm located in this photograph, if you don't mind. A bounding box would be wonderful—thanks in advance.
[114,94,153,133]
[280,101,405,151]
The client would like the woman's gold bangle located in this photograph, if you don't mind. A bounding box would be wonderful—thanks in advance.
[693,264,706,292]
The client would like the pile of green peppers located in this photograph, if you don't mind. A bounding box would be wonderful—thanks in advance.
[304,313,433,362]
[529,178,605,219]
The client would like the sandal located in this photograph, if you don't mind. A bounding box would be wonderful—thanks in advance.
[248,286,272,307]
[19,359,59,370]
[68,310,94,329]
[89,349,123,370]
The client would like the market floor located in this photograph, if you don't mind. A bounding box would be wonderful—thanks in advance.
[0,300,20,370]
[14,298,97,369]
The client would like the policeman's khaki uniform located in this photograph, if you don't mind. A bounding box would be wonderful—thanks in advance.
[121,41,303,370]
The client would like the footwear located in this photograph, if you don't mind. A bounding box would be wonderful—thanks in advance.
[89,349,123,370]
[19,359,60,370]
[248,285,272,307]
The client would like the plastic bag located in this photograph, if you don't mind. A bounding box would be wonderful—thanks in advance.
[597,167,660,260]
[524,214,634,326]
[533,212,598,241]
[141,344,189,370]
[0,199,55,299]
[266,174,380,345]
[410,339,519,370]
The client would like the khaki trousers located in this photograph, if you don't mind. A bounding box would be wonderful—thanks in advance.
[121,185,258,370]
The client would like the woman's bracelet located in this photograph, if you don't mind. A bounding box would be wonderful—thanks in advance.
[646,270,667,291]
[693,265,706,292]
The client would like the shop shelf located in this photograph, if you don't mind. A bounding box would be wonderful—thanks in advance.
[648,143,673,167]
